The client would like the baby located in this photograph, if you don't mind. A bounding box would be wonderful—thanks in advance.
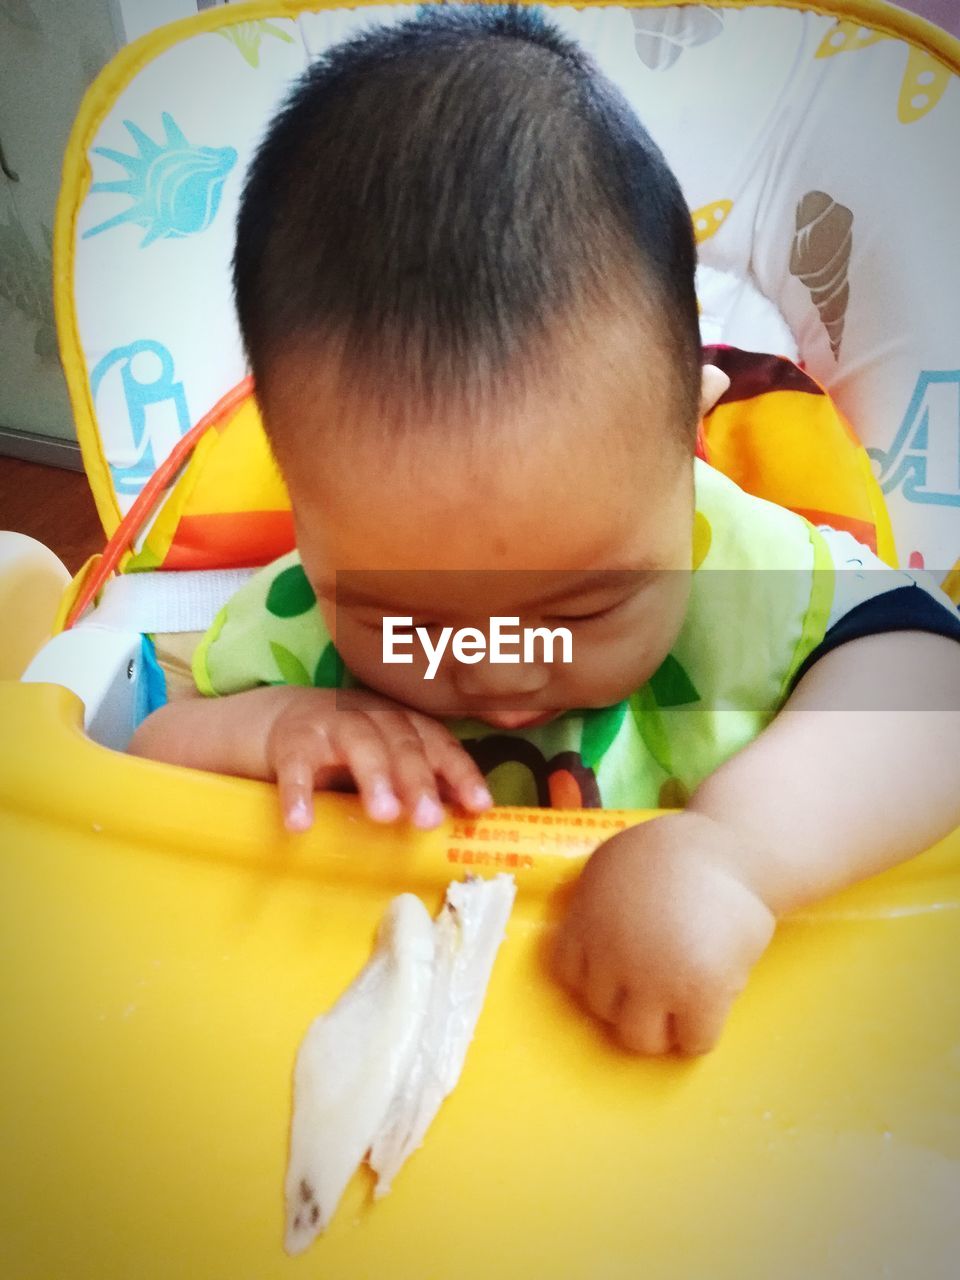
[132,5,960,1056]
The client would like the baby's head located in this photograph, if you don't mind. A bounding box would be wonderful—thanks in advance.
[234,4,713,727]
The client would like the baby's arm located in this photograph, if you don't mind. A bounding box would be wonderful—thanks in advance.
[688,630,960,914]
[129,686,492,830]
[130,685,309,779]
[554,631,960,1055]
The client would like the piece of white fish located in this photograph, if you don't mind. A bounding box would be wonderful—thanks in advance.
[284,894,435,1255]
[369,874,517,1196]
[284,875,516,1252]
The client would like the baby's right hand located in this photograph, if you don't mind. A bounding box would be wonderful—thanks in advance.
[265,687,493,833]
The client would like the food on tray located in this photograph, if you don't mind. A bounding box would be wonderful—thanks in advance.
[284,874,516,1254]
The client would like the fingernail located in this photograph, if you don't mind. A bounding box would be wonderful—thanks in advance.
[470,783,493,808]
[286,798,311,832]
[413,794,444,829]
[369,782,401,822]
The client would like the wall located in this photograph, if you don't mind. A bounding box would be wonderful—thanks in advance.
[0,0,120,449]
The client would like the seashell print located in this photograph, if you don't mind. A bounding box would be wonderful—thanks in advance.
[691,198,733,244]
[815,19,888,60]
[898,47,951,123]
[789,191,853,360]
[631,6,725,71]
[83,112,238,248]
[216,19,294,69]
[0,211,57,360]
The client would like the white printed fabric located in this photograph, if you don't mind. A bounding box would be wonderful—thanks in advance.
[71,5,960,577]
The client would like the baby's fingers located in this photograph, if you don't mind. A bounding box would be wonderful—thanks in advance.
[552,933,586,995]
[671,993,735,1057]
[616,993,673,1056]
[418,724,492,814]
[275,752,317,833]
[270,715,342,832]
[381,724,445,829]
[580,954,625,1024]
[330,712,403,824]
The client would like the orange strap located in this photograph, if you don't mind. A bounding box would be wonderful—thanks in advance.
[64,377,254,630]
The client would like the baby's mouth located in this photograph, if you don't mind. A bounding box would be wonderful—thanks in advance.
[472,709,559,730]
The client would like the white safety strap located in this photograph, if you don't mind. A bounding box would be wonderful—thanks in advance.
[77,568,256,634]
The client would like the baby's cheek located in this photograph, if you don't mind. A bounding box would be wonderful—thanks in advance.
[572,636,654,703]
[333,620,384,683]
[648,573,693,651]
[575,589,690,700]
[334,622,447,709]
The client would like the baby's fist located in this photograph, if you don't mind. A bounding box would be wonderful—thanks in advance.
[552,812,775,1056]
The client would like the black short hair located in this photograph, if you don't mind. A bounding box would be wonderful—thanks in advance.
[233,3,701,441]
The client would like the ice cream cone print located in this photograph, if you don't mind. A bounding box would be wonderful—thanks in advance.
[898,47,951,123]
[789,191,853,360]
[691,199,733,244]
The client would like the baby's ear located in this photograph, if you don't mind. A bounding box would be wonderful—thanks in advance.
[699,364,731,417]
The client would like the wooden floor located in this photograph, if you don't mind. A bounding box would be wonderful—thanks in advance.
[0,457,104,574]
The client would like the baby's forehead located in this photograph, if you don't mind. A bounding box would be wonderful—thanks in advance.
[286,426,694,610]
[269,340,690,582]
[267,308,688,463]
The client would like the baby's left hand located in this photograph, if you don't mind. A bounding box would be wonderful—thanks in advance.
[552,812,776,1055]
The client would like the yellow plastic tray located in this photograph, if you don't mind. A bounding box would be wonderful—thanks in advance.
[1,682,958,1279]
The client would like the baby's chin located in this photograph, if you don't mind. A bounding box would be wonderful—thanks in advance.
[401,702,565,730]
[392,695,566,730]
[471,708,561,730]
